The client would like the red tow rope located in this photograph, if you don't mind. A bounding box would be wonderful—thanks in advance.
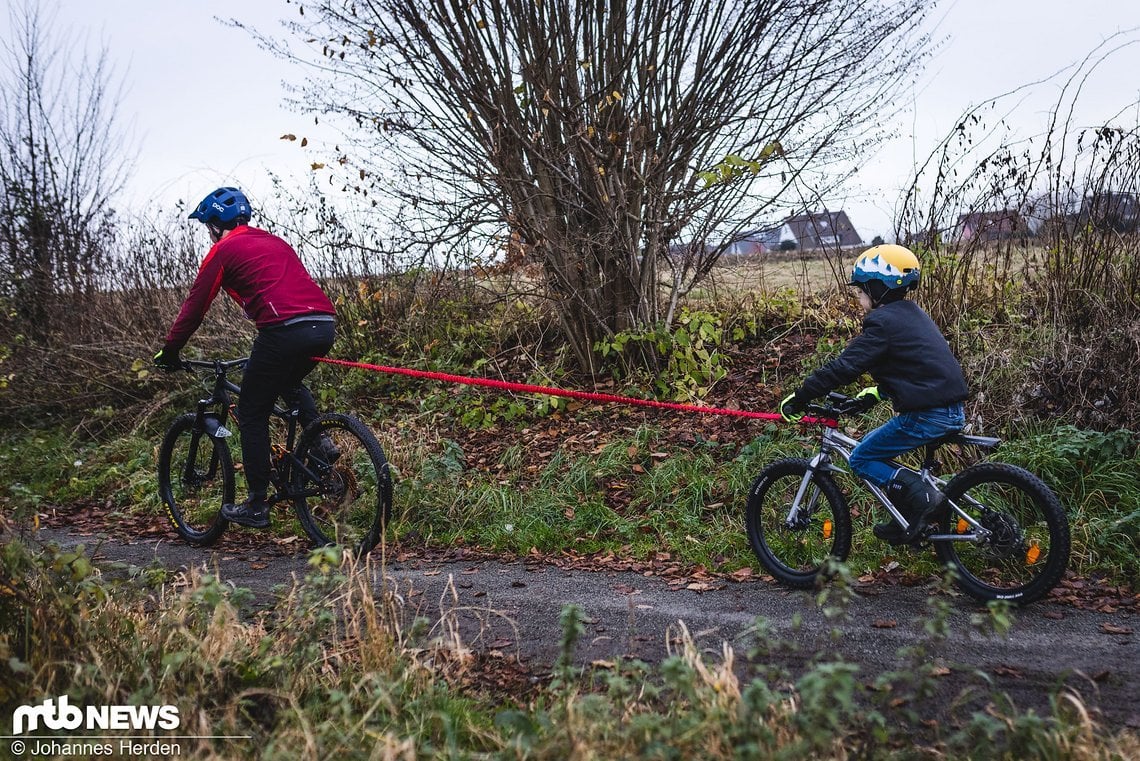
[314,357,835,427]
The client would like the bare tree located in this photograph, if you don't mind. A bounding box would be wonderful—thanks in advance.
[0,0,132,342]
[252,0,934,372]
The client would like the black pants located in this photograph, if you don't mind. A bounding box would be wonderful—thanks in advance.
[237,319,336,497]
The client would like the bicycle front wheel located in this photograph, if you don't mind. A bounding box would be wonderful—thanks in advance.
[292,413,392,556]
[157,413,234,546]
[745,458,852,588]
[935,462,1070,605]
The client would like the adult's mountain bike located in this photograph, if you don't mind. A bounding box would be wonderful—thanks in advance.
[156,357,392,555]
[746,392,1070,605]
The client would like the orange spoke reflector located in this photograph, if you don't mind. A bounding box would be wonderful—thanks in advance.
[956,518,969,533]
[1026,541,1041,564]
[822,519,833,539]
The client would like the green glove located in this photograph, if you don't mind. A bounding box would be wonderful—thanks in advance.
[780,391,807,423]
[852,386,881,413]
[153,346,181,372]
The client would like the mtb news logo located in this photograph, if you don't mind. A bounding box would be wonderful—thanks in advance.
[12,696,180,735]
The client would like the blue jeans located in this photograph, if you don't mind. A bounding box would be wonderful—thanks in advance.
[848,404,965,486]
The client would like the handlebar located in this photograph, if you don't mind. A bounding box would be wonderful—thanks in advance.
[180,357,249,374]
[805,391,866,418]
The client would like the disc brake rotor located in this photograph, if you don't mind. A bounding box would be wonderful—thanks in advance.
[980,510,1024,559]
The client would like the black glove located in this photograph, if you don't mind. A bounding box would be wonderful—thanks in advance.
[780,390,809,422]
[153,345,181,373]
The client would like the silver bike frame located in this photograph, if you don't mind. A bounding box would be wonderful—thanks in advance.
[789,425,992,544]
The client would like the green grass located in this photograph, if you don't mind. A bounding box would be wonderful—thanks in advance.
[3,415,1137,585]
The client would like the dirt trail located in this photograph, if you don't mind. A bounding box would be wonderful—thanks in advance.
[28,525,1140,731]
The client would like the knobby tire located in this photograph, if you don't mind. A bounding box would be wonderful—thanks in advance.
[746,458,852,588]
[936,462,1070,605]
[157,413,234,546]
[291,413,392,556]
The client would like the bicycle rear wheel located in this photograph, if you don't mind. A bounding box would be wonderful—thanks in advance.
[745,458,852,588]
[157,413,233,545]
[291,413,392,555]
[935,462,1070,605]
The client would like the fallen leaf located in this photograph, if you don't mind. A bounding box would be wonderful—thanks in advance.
[872,619,897,629]
[1100,623,1133,635]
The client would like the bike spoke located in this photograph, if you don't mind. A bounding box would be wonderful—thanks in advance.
[158,415,232,545]
[936,463,1069,604]
[292,414,391,555]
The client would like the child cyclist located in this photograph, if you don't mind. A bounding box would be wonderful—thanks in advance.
[779,244,969,544]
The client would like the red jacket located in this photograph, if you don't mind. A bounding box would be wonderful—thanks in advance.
[164,226,335,350]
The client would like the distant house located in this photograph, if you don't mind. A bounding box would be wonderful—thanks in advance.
[725,210,863,255]
[779,210,864,251]
[677,209,863,261]
[1078,191,1140,233]
[721,226,782,257]
[956,210,1030,242]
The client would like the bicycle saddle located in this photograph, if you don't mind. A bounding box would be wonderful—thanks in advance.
[928,431,1001,452]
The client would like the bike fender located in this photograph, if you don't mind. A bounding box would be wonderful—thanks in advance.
[201,413,233,439]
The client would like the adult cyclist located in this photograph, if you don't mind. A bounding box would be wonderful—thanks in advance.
[154,187,338,529]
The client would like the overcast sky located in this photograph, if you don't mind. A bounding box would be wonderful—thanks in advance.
[4,0,1139,241]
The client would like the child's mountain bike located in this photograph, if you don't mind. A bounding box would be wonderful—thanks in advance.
[746,392,1070,604]
[156,357,392,555]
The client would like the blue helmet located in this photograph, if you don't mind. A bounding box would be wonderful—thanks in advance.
[188,187,252,226]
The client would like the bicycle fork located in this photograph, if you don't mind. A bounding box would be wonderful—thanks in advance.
[784,451,842,529]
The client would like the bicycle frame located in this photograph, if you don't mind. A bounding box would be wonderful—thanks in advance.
[791,424,996,545]
[185,358,323,505]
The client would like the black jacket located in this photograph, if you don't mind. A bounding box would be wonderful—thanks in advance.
[798,300,969,412]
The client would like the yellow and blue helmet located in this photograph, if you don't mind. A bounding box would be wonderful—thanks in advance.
[849,244,920,292]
